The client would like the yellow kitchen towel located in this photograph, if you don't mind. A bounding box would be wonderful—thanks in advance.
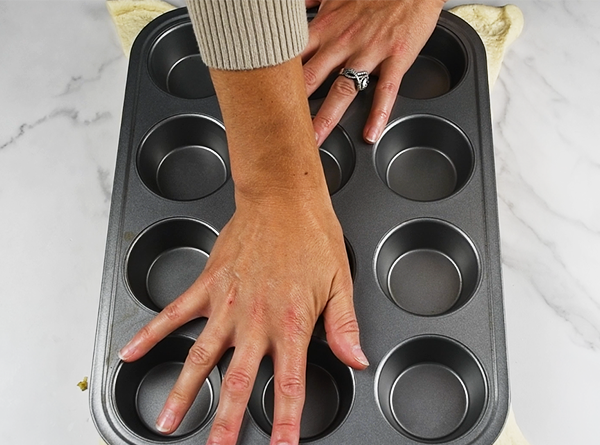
[107,0,176,57]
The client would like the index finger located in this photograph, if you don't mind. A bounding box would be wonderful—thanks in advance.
[119,281,209,362]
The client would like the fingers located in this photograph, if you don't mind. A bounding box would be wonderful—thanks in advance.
[302,41,346,97]
[313,59,374,146]
[362,57,407,144]
[269,341,310,445]
[155,320,231,434]
[206,342,265,445]
[119,280,209,362]
[322,285,368,370]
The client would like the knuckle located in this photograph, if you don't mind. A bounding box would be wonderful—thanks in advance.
[223,368,253,396]
[371,107,390,124]
[332,78,358,98]
[210,418,237,441]
[336,315,360,335]
[271,419,299,442]
[303,66,319,88]
[277,374,304,399]
[169,388,191,407]
[187,343,212,368]
[376,79,399,95]
[313,114,336,132]
[390,38,411,57]
[282,308,311,341]
[138,324,157,344]
[163,301,182,322]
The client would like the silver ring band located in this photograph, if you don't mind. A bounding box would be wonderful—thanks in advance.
[339,68,369,91]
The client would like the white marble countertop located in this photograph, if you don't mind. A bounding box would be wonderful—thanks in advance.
[1,1,598,444]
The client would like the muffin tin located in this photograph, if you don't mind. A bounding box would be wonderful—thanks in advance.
[91,7,509,445]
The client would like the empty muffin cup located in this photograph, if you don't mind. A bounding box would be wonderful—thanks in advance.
[114,335,221,440]
[376,336,487,442]
[126,218,218,312]
[399,25,467,99]
[248,339,354,442]
[375,219,479,316]
[148,22,215,99]
[137,114,229,201]
[374,115,473,201]
[319,125,355,195]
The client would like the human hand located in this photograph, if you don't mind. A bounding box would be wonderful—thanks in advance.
[303,0,446,145]
[119,191,368,445]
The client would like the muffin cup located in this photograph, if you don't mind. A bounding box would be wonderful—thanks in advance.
[113,336,221,441]
[318,125,355,195]
[148,22,215,99]
[126,218,218,312]
[374,115,473,202]
[375,219,479,316]
[137,114,229,201]
[376,336,487,442]
[399,25,467,99]
[248,339,354,442]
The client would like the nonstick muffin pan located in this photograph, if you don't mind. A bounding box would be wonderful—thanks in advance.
[91,7,509,445]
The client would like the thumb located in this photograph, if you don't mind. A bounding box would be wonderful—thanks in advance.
[322,290,369,370]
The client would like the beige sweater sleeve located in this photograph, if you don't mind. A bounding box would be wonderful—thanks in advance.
[186,0,308,70]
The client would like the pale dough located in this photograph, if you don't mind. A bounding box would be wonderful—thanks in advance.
[106,0,176,57]
[449,4,524,88]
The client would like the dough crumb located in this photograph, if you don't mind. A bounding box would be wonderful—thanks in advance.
[77,376,88,391]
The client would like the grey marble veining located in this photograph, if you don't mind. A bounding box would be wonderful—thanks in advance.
[1,1,599,444]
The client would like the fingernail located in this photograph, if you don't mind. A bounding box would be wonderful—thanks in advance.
[353,344,369,367]
[365,126,379,144]
[156,408,176,433]
[118,342,136,361]
[315,132,322,146]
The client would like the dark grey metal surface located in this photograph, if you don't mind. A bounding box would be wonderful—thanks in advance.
[91,7,509,445]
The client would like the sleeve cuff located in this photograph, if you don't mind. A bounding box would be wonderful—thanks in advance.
[186,0,309,70]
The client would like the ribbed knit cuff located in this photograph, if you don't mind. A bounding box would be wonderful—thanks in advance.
[186,0,309,70]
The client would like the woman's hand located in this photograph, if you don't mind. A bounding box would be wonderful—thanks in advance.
[303,0,446,145]
[119,190,367,444]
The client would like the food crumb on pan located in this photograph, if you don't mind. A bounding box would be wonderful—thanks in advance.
[77,376,88,391]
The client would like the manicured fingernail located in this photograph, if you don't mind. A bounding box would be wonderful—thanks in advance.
[365,126,379,144]
[353,345,369,367]
[118,342,136,361]
[156,408,176,433]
